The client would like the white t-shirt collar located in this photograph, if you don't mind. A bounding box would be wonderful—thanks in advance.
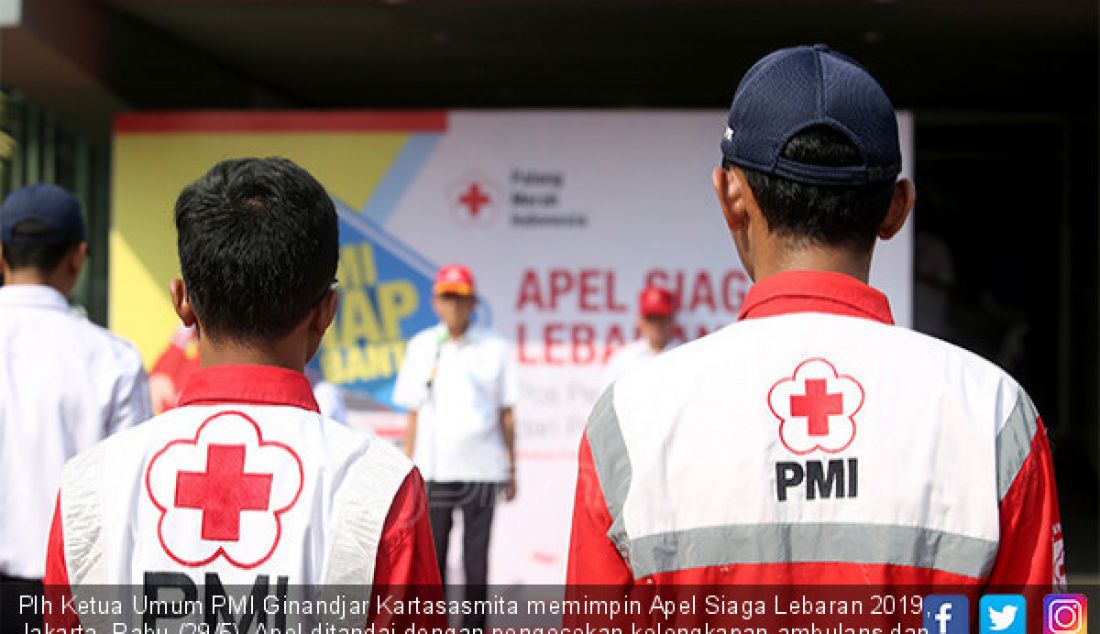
[0,284,69,311]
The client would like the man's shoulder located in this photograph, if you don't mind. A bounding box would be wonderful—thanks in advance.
[809,313,1022,389]
[622,321,737,373]
[469,325,510,349]
[602,339,651,373]
[892,321,1016,375]
[60,409,166,482]
[728,312,1016,379]
[610,314,1023,419]
[62,407,409,484]
[409,324,439,340]
[406,325,443,350]
[350,431,413,473]
[612,339,650,357]
[315,417,413,486]
[49,311,146,372]
[87,320,145,365]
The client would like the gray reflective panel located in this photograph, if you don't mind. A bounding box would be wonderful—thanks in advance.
[585,384,633,558]
[996,390,1039,501]
[627,522,998,580]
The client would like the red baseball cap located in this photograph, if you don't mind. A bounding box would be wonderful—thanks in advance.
[433,264,475,296]
[639,285,675,317]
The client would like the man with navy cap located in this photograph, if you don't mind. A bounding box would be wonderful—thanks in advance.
[568,44,1063,597]
[0,184,151,630]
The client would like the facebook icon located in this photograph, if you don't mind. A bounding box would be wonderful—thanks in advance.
[924,595,970,634]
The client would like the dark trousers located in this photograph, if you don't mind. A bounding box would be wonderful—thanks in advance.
[1,574,44,632]
[427,481,498,629]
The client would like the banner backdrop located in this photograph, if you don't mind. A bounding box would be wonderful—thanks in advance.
[112,110,913,584]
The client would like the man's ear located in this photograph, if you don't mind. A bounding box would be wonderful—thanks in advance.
[169,278,197,327]
[878,179,916,241]
[310,286,338,338]
[68,242,88,278]
[712,166,750,233]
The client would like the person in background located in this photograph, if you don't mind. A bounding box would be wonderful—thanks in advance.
[602,284,679,385]
[393,263,518,630]
[44,158,440,631]
[0,184,151,632]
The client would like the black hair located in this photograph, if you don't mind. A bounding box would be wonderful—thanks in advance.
[1,219,81,273]
[174,157,338,343]
[738,126,896,251]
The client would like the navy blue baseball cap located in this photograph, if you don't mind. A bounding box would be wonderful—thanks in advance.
[0,184,86,245]
[720,44,901,186]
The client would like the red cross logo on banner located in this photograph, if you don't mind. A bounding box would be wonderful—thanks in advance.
[458,183,491,218]
[146,411,303,569]
[448,171,503,227]
[768,358,864,454]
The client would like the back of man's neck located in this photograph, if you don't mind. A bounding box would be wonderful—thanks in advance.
[3,270,67,294]
[752,247,872,284]
[197,336,307,374]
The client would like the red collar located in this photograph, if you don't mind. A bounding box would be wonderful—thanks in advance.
[738,270,894,325]
[177,364,320,413]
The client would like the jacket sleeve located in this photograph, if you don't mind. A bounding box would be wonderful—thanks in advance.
[566,433,633,586]
[43,494,82,631]
[985,392,1065,589]
[369,467,446,629]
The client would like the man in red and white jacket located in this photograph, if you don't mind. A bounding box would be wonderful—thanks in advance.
[568,45,1063,601]
[45,157,443,632]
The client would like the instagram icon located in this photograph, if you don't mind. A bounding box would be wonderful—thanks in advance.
[1045,595,1088,634]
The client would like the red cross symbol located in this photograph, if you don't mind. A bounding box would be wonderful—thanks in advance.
[789,379,844,436]
[458,183,491,218]
[175,444,272,542]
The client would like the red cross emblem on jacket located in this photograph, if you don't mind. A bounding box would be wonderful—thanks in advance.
[146,411,304,569]
[767,358,864,455]
[175,444,273,542]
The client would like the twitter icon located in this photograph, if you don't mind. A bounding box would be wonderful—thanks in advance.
[981,595,1027,634]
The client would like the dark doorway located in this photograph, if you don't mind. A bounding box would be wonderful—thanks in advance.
[914,114,1099,576]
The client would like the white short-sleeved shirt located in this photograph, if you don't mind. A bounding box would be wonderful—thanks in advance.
[392,324,518,482]
[601,338,677,389]
[0,284,151,578]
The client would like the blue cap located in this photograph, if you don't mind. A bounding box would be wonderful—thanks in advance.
[0,184,87,245]
[720,44,901,186]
